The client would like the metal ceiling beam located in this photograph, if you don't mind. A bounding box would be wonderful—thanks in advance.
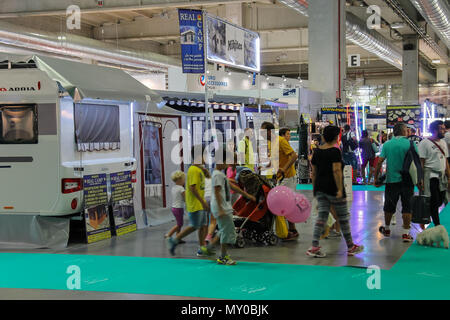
[0,0,271,18]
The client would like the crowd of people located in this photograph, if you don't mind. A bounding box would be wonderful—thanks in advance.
[164,119,450,264]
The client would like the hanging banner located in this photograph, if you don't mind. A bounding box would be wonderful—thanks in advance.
[83,174,111,243]
[206,14,260,72]
[110,171,137,236]
[178,9,205,74]
[386,105,421,128]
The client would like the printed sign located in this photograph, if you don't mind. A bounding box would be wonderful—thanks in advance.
[206,14,260,72]
[110,171,137,236]
[348,54,361,67]
[386,105,421,128]
[178,9,205,74]
[283,89,297,97]
[83,174,111,243]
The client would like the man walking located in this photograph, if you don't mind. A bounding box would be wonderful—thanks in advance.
[374,123,416,242]
[418,120,450,227]
[238,128,255,171]
[341,124,358,184]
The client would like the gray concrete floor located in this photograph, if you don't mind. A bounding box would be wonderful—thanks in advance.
[0,190,420,299]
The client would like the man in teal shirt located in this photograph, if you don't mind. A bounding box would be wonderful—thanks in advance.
[374,123,417,242]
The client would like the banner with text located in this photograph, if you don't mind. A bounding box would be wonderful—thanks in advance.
[83,174,111,244]
[178,9,205,74]
[321,106,369,114]
[386,105,421,128]
[206,14,259,72]
[110,171,137,236]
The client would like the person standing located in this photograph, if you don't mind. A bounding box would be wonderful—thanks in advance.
[307,125,364,258]
[341,124,358,184]
[373,123,416,242]
[418,120,450,227]
[359,130,376,184]
[261,122,299,240]
[407,126,422,147]
[444,120,450,165]
[238,128,255,171]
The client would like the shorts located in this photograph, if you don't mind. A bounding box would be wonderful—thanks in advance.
[383,182,414,214]
[171,207,184,228]
[343,152,357,170]
[362,157,375,168]
[216,214,237,244]
[188,210,207,229]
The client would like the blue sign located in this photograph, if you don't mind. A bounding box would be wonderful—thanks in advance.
[178,9,205,74]
[283,89,296,97]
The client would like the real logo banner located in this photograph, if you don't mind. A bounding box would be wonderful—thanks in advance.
[206,14,259,72]
[110,171,137,236]
[178,9,205,74]
[83,174,111,243]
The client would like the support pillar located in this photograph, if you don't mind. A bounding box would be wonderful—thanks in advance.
[437,65,449,83]
[402,35,419,104]
[308,0,346,106]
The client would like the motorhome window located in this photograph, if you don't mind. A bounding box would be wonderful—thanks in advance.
[0,105,38,144]
[74,103,120,152]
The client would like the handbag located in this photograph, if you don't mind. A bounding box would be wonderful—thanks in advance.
[275,215,288,239]
[411,191,431,224]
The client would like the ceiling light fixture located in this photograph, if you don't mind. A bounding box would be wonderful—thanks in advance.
[432,59,441,64]
[390,22,405,29]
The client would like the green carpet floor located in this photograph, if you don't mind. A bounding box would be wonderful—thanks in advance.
[0,206,449,299]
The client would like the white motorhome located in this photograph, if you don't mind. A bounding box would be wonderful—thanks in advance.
[0,54,181,248]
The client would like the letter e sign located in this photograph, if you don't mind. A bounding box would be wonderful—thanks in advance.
[348,54,360,67]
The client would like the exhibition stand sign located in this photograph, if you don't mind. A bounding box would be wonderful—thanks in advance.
[110,171,137,236]
[386,105,421,128]
[178,9,205,74]
[321,106,369,114]
[206,13,260,72]
[83,174,112,244]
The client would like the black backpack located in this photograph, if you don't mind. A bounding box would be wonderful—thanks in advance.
[401,140,423,186]
[342,132,358,151]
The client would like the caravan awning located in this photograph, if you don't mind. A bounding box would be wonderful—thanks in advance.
[0,53,168,108]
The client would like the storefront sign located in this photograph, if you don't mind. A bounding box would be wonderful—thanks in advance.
[321,106,369,114]
[110,171,137,236]
[206,14,260,72]
[386,105,421,128]
[83,174,111,243]
[178,9,205,74]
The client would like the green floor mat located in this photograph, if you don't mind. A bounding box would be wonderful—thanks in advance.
[0,206,448,299]
[297,184,419,192]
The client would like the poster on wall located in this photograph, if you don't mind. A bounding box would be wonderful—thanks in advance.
[206,14,260,72]
[83,174,111,243]
[178,9,205,74]
[386,105,421,128]
[110,171,137,236]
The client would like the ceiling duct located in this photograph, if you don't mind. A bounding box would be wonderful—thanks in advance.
[0,20,180,71]
[278,0,403,69]
[410,0,450,51]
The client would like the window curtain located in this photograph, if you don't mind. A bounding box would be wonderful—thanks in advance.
[74,103,120,151]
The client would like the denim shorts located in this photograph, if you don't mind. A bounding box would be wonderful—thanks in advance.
[188,210,207,228]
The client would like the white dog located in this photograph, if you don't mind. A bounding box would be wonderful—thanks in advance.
[416,225,449,249]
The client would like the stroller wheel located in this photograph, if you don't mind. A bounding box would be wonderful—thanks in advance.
[268,233,278,246]
[235,236,246,248]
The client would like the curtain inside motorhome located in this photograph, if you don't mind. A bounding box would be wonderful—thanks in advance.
[143,123,162,185]
[74,103,120,151]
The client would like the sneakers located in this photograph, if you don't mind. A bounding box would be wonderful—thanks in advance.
[347,244,364,256]
[217,255,237,265]
[379,226,391,237]
[306,246,326,258]
[167,237,178,256]
[402,234,414,243]
[197,245,215,257]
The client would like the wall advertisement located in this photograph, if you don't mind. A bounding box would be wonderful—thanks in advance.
[178,9,205,74]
